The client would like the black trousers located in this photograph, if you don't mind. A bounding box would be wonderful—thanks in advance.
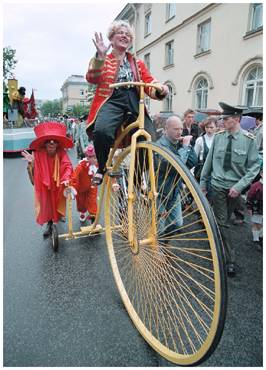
[93,88,156,172]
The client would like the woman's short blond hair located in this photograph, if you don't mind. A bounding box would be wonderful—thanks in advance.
[107,20,134,42]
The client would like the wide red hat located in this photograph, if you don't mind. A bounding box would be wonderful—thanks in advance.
[29,121,73,150]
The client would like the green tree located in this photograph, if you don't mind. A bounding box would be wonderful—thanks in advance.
[3,46,17,81]
[87,83,96,107]
[40,99,63,117]
[72,103,88,117]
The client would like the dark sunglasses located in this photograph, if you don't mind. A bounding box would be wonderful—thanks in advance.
[45,140,58,145]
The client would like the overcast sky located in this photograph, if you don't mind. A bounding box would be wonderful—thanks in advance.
[3,2,127,100]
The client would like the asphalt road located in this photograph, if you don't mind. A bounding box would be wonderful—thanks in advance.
[3,149,262,367]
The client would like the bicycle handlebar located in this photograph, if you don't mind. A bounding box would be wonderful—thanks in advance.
[109,81,163,92]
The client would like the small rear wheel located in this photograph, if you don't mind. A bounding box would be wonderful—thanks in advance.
[51,224,59,252]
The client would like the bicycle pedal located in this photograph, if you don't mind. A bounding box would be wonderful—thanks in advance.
[108,170,123,178]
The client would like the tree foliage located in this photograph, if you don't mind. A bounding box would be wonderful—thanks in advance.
[72,104,88,117]
[3,46,17,81]
[40,99,63,117]
[87,83,96,106]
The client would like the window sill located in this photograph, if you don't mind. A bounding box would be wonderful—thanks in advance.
[194,49,211,59]
[163,64,174,70]
[165,15,175,23]
[243,27,263,40]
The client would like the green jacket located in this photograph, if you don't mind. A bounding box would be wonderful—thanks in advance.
[200,129,260,193]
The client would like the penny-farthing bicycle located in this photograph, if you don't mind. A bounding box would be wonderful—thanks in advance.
[75,81,227,365]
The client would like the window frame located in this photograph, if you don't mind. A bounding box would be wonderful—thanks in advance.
[144,53,151,71]
[164,84,173,112]
[194,78,208,109]
[249,3,263,32]
[144,11,152,37]
[166,3,176,21]
[197,19,211,54]
[165,40,174,67]
[243,65,263,107]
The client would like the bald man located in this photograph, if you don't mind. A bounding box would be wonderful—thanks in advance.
[156,115,198,239]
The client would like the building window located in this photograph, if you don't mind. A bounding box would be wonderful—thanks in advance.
[166,3,176,21]
[144,53,151,70]
[249,3,263,31]
[145,12,151,36]
[243,66,263,107]
[165,40,174,66]
[164,84,173,111]
[80,89,84,96]
[197,19,211,54]
[194,78,208,109]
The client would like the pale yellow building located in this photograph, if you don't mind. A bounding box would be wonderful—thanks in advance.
[61,75,89,113]
[116,3,263,115]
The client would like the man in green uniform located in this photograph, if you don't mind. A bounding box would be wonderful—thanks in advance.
[200,102,260,277]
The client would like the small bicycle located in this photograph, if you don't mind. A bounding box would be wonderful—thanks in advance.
[57,81,227,366]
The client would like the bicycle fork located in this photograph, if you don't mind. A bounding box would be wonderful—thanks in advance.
[127,133,158,252]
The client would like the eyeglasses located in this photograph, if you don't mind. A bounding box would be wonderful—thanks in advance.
[45,140,58,145]
[115,31,131,38]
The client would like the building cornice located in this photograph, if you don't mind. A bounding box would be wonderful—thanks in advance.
[61,81,89,91]
[136,3,220,55]
[115,3,137,20]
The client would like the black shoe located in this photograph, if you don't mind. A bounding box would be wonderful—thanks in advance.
[92,169,106,186]
[254,240,262,252]
[227,263,236,277]
[43,221,53,237]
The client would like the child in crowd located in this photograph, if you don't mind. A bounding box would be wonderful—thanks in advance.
[69,144,98,223]
[247,168,263,251]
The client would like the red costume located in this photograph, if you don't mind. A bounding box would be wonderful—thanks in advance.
[86,51,162,131]
[70,159,98,216]
[34,150,73,224]
[29,122,73,225]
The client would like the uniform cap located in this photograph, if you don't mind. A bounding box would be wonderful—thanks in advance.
[219,102,243,118]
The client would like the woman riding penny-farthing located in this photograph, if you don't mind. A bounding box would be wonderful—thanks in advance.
[85,21,227,366]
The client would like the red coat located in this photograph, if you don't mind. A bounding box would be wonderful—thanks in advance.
[34,150,73,225]
[85,52,163,131]
[70,159,98,215]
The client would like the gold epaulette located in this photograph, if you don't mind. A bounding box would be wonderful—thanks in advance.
[243,131,255,139]
[215,130,226,135]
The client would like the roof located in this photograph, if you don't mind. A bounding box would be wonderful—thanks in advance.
[61,75,88,91]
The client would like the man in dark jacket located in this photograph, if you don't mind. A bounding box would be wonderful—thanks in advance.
[182,109,200,146]
[156,115,198,236]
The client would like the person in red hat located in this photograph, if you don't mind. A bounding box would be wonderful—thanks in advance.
[69,144,98,222]
[22,121,73,236]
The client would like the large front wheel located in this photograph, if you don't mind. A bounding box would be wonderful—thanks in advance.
[105,142,227,365]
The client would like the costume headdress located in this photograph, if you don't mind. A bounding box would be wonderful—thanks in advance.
[29,121,73,150]
[84,144,96,157]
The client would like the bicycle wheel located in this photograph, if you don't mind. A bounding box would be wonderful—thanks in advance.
[105,142,227,366]
[51,224,59,252]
